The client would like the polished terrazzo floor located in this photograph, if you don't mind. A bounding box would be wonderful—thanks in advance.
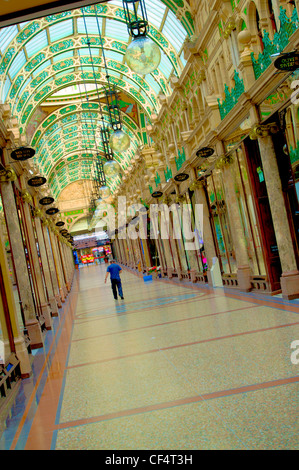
[0,264,298,450]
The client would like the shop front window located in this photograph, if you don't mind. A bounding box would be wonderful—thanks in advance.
[232,146,266,276]
[207,173,237,274]
[187,190,207,273]
[0,194,25,333]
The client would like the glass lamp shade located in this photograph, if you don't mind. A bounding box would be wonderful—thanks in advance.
[103,160,122,178]
[99,185,111,200]
[125,35,161,75]
[109,129,130,152]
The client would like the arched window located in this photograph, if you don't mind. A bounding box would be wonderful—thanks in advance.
[255,8,264,51]
[267,0,278,33]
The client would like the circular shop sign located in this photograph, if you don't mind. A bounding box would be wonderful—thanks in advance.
[196,147,215,158]
[174,173,189,182]
[274,52,299,72]
[39,196,54,206]
[56,221,65,227]
[11,147,35,161]
[28,176,47,187]
[46,207,59,215]
[152,191,163,198]
[60,229,68,235]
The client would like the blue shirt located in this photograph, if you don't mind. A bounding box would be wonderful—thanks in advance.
[107,264,122,280]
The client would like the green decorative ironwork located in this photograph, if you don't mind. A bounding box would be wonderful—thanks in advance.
[164,166,172,182]
[175,147,186,171]
[217,70,245,120]
[251,7,299,80]
[290,142,299,164]
[149,185,153,194]
[155,172,161,187]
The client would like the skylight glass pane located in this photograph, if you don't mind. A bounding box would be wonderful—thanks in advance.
[104,49,124,61]
[49,19,73,42]
[105,19,128,42]
[146,74,161,94]
[25,30,48,58]
[142,1,166,29]
[0,25,18,54]
[180,51,187,68]
[77,17,102,35]
[158,51,172,79]
[32,59,51,77]
[18,76,32,95]
[79,47,100,57]
[162,11,187,53]
[52,50,74,62]
[108,0,123,7]
[9,50,26,80]
[2,76,11,102]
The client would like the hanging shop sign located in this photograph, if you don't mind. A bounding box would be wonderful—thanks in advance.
[11,147,35,161]
[55,221,65,227]
[196,147,215,158]
[60,229,68,235]
[46,207,59,215]
[174,173,189,182]
[152,191,163,198]
[28,176,47,187]
[274,52,299,72]
[39,196,54,206]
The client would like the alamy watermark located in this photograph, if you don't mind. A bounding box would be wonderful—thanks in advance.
[94,197,204,251]
[0,340,4,365]
[291,340,299,365]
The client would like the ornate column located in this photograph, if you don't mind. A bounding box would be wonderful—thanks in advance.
[19,186,53,330]
[217,154,252,291]
[56,235,68,296]
[250,123,299,299]
[0,220,31,377]
[41,221,62,308]
[49,228,66,302]
[34,209,59,317]
[190,178,217,286]
[0,168,43,348]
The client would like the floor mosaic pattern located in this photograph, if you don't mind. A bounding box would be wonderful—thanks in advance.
[0,264,298,450]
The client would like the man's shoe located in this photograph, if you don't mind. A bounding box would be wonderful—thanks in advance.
[120,297,124,300]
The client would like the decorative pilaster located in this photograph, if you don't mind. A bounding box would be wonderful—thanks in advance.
[190,178,217,286]
[0,177,43,349]
[35,211,59,317]
[20,186,52,330]
[250,123,299,299]
[217,154,252,291]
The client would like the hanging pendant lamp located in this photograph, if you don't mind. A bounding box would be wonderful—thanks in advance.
[122,0,161,75]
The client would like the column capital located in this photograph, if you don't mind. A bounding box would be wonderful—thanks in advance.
[249,123,279,140]
[21,189,32,204]
[0,165,17,183]
[215,154,235,169]
[189,180,205,191]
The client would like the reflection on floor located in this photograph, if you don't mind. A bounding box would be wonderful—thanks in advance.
[0,264,298,450]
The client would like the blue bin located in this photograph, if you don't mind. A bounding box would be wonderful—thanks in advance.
[143,275,153,283]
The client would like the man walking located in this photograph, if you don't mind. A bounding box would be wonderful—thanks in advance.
[105,260,124,300]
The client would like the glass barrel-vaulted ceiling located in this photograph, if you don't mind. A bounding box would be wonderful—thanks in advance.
[0,0,193,202]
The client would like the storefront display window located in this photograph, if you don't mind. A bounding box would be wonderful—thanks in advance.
[0,193,25,332]
[207,173,237,274]
[232,146,266,276]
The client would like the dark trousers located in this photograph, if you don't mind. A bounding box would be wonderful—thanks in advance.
[111,279,123,299]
